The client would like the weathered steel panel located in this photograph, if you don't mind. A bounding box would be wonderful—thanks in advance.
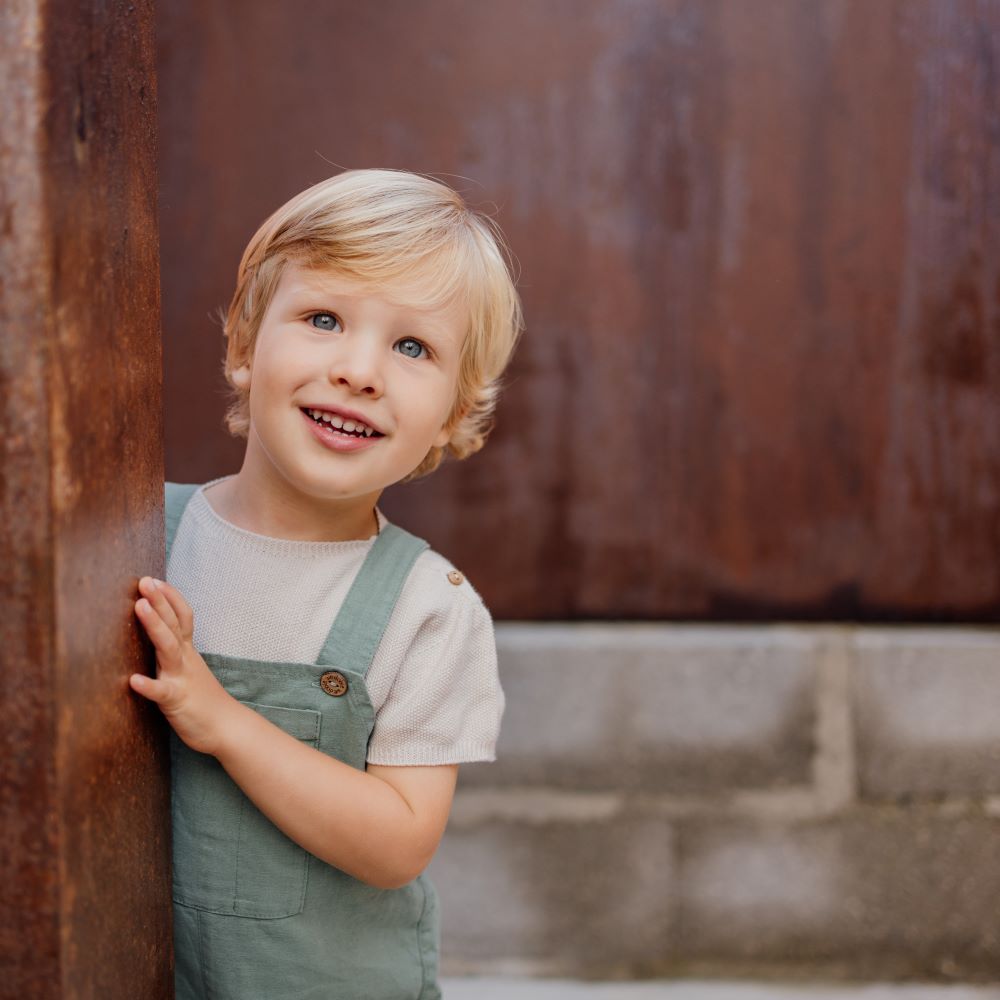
[0,1,170,997]
[158,0,1000,621]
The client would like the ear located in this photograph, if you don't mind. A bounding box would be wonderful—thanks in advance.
[230,363,251,389]
[432,402,468,449]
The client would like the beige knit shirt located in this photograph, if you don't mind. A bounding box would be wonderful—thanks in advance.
[165,476,504,765]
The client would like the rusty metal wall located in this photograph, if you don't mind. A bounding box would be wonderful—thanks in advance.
[0,1,171,997]
[157,0,1000,622]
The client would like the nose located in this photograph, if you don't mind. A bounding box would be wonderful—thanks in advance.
[327,338,383,397]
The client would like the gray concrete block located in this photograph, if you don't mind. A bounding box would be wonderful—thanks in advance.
[677,809,1000,978]
[461,625,819,793]
[429,815,676,971]
[851,629,1000,799]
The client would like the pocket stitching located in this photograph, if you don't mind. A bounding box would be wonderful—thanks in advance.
[173,701,320,919]
[232,703,319,918]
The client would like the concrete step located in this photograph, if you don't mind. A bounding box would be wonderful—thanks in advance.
[441,980,1000,1000]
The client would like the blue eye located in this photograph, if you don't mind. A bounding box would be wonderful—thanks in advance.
[395,337,427,359]
[309,312,341,331]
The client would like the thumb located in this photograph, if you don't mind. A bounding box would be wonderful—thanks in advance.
[129,672,170,704]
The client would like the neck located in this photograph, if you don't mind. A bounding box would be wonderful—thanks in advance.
[206,464,382,543]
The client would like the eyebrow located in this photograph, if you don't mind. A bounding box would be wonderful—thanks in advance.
[285,280,358,304]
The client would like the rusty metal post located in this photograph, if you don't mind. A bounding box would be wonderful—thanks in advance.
[0,1,171,997]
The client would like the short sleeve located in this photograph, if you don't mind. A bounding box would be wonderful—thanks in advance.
[365,567,505,766]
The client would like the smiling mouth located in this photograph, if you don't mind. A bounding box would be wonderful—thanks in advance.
[301,407,385,438]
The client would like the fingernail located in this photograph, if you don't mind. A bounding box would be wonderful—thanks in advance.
[151,578,162,588]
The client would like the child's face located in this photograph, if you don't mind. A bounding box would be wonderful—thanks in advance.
[236,261,466,507]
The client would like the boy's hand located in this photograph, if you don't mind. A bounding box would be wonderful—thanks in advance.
[129,576,237,757]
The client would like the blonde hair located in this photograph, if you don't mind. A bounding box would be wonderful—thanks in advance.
[221,168,524,481]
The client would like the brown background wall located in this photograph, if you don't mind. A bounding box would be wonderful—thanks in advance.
[157,0,1000,622]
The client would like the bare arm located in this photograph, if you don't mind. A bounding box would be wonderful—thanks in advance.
[128,575,456,889]
[214,703,457,888]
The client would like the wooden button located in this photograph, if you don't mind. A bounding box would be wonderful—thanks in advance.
[447,570,464,586]
[320,671,348,697]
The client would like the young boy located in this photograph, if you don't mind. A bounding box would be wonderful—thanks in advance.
[128,168,523,1000]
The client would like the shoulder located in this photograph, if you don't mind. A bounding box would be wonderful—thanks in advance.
[165,481,201,501]
[367,539,503,766]
[165,480,203,494]
[164,481,203,521]
[381,534,495,644]
[403,544,491,616]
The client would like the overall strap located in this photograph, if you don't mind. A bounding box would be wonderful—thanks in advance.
[164,482,200,562]
[316,523,429,677]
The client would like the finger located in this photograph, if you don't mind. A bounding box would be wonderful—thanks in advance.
[129,672,172,704]
[150,579,194,640]
[135,597,183,662]
[138,577,182,634]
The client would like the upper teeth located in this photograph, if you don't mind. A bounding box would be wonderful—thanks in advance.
[307,408,377,436]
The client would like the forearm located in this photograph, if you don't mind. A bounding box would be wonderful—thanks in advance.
[213,700,422,889]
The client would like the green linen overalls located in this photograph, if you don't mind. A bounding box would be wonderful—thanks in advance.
[165,482,442,1000]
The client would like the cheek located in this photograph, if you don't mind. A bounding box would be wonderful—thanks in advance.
[250,342,303,394]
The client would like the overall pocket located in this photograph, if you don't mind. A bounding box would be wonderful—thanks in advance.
[171,701,321,919]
